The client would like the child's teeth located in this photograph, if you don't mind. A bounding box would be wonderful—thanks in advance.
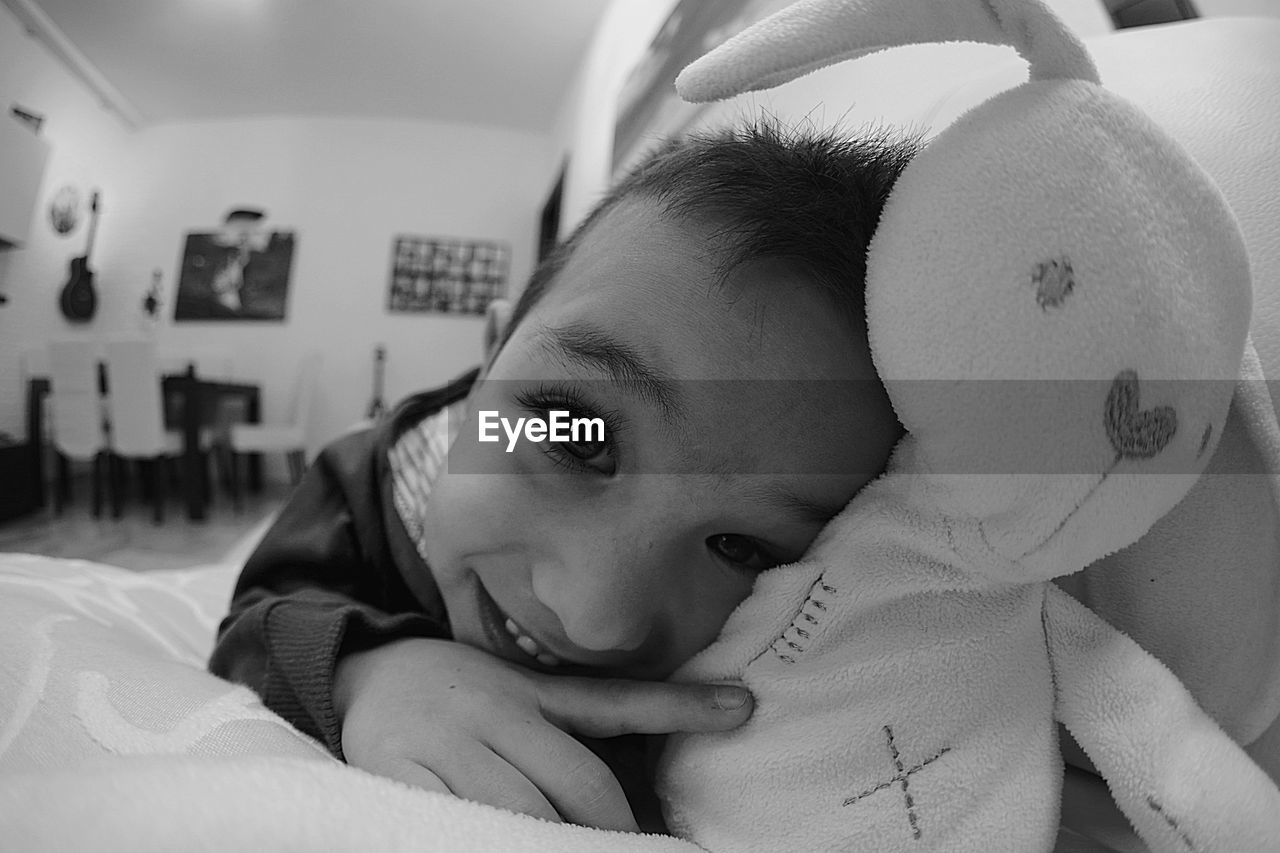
[503,614,559,666]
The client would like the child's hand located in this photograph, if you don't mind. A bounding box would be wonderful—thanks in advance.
[333,637,752,831]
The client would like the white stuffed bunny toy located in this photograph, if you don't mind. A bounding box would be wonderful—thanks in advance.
[657,1,1280,851]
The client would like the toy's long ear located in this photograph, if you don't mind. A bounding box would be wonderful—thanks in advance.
[676,0,1098,103]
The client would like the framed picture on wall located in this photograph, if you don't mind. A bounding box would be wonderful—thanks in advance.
[387,235,509,316]
[174,213,295,321]
[611,0,789,177]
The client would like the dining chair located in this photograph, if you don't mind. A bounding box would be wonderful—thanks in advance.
[45,340,109,517]
[159,346,234,380]
[222,353,320,510]
[20,345,55,496]
[19,345,50,383]
[158,346,245,448]
[102,340,187,523]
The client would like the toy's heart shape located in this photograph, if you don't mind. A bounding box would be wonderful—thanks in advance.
[1105,370,1177,460]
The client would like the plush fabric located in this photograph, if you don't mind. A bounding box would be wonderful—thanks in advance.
[0,554,328,772]
[0,553,704,852]
[0,756,704,853]
[920,16,1280,767]
[660,2,1280,852]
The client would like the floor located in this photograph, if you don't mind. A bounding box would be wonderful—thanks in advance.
[0,470,289,572]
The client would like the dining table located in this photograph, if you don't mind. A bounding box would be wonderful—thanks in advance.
[25,364,262,521]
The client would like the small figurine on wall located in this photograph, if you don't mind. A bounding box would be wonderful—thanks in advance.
[174,207,295,322]
[142,269,162,318]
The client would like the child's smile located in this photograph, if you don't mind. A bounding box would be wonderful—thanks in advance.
[474,580,564,670]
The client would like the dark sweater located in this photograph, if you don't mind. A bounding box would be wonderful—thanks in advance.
[209,368,664,828]
[208,371,476,755]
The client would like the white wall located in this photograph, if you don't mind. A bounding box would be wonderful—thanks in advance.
[547,0,687,234]
[0,1,558,471]
[0,3,134,440]
[106,116,553,455]
[549,0,1112,233]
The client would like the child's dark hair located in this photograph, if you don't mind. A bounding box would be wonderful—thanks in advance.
[502,119,920,341]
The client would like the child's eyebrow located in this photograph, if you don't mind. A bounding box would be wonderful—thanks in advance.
[533,322,683,424]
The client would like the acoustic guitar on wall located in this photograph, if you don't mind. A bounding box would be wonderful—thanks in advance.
[58,190,100,323]
[367,344,387,421]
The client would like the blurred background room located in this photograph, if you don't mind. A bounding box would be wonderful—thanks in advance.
[0,0,1273,570]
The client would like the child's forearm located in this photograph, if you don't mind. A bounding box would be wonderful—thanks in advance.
[208,427,449,755]
[211,587,444,755]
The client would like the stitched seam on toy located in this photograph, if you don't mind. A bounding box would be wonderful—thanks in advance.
[753,573,837,665]
[1146,796,1199,852]
[842,725,952,841]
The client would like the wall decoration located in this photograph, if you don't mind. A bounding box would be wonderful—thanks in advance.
[48,185,81,236]
[174,208,295,321]
[142,268,163,318]
[57,190,101,323]
[1106,0,1198,29]
[387,235,509,316]
[611,0,788,177]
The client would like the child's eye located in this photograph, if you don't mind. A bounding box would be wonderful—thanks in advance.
[546,434,616,474]
[706,533,778,573]
[513,385,620,476]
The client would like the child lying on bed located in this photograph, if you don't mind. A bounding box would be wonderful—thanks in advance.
[208,120,911,833]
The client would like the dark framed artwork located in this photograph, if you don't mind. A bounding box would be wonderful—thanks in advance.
[611,0,788,177]
[1104,0,1198,28]
[174,229,295,321]
[387,236,509,315]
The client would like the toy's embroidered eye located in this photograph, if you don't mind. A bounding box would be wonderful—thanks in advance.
[1031,255,1075,310]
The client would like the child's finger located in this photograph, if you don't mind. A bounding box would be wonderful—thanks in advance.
[492,720,638,832]
[378,756,454,797]
[536,677,754,738]
[433,745,564,826]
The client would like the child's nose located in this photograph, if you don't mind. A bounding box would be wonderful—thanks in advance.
[530,539,656,653]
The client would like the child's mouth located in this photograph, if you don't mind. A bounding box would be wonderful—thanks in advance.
[476,583,561,668]
[502,617,562,667]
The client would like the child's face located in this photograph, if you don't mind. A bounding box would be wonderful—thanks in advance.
[420,201,898,680]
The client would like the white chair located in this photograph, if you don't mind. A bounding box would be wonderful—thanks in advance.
[103,340,186,523]
[19,345,50,384]
[45,340,109,517]
[223,353,320,509]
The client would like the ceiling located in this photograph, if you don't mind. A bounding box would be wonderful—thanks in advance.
[10,0,611,132]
